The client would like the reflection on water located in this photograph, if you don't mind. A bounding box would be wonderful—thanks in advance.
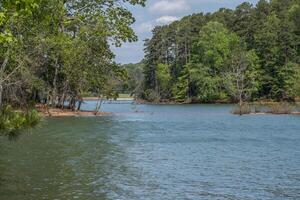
[0,102,300,200]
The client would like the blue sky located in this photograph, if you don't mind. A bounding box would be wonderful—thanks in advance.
[113,0,259,64]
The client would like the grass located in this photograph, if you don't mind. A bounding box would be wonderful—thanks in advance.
[269,102,294,114]
[232,104,252,115]
[232,102,298,115]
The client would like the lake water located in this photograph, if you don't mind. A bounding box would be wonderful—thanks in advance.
[0,102,300,200]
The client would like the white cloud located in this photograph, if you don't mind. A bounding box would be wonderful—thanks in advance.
[156,16,179,24]
[136,22,154,33]
[150,0,190,14]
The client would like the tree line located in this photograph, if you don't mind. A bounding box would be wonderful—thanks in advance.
[0,0,145,134]
[138,0,300,103]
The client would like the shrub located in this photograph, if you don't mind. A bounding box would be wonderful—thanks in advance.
[24,109,41,128]
[0,105,41,135]
[296,103,300,112]
[232,103,251,115]
[144,89,160,102]
[254,105,262,113]
[269,102,293,114]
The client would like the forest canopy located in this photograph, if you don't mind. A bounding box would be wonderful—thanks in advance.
[0,0,145,134]
[0,0,146,108]
[138,0,300,103]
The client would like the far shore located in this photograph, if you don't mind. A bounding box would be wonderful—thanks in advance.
[134,99,300,105]
[83,97,134,101]
[35,99,300,117]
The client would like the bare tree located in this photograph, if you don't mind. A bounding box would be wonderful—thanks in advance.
[224,49,260,115]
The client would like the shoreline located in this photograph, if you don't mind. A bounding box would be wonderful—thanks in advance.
[83,97,300,105]
[134,99,300,105]
[35,100,300,117]
[38,108,111,117]
[83,97,134,101]
[248,112,300,115]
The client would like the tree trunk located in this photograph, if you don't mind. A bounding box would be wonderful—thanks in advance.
[77,98,83,111]
[60,93,66,109]
[188,44,191,63]
[51,59,59,107]
[185,40,188,65]
[94,97,103,115]
[0,84,3,110]
[69,97,76,111]
[239,94,243,116]
[0,50,10,110]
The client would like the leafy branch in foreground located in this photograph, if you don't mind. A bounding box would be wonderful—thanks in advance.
[0,106,41,136]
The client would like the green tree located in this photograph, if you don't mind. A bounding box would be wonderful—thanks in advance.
[1,0,146,133]
[142,0,300,103]
[120,61,144,97]
[156,63,171,99]
[180,22,240,102]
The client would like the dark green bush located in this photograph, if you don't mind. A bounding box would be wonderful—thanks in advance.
[24,109,41,128]
[144,89,160,102]
[0,106,41,135]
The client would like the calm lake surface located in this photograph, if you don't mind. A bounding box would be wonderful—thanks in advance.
[0,102,300,200]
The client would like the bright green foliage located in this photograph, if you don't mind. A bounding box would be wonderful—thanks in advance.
[0,0,145,133]
[141,0,300,103]
[0,0,39,43]
[156,63,171,98]
[195,22,239,74]
[173,62,222,102]
[224,49,261,103]
[0,0,145,105]
[254,12,281,98]
[172,70,189,101]
[173,22,241,102]
[276,62,299,99]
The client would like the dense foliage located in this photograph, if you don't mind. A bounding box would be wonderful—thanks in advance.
[0,0,145,134]
[141,0,300,103]
[0,105,40,135]
[119,61,144,96]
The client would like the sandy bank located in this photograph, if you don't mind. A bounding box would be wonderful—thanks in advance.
[37,107,111,117]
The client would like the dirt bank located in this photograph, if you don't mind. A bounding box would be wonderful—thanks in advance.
[36,105,111,117]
